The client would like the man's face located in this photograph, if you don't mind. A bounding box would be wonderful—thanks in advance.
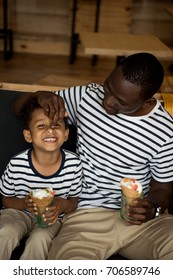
[103,66,145,116]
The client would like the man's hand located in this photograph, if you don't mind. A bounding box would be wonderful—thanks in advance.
[125,198,156,225]
[12,90,67,127]
[126,179,173,225]
[35,91,67,126]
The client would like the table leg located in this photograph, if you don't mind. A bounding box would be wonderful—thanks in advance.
[69,0,102,65]
[91,0,101,66]
[69,0,79,64]
[0,0,13,60]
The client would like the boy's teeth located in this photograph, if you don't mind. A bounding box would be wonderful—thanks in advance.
[44,137,56,142]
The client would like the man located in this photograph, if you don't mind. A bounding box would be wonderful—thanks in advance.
[14,52,173,259]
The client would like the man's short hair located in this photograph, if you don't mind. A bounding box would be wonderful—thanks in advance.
[120,52,164,100]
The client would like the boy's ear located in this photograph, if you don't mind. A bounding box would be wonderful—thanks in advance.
[23,129,32,143]
[64,128,69,142]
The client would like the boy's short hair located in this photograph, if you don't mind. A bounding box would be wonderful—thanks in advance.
[19,95,68,129]
[120,52,164,100]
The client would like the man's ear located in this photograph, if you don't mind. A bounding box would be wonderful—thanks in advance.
[23,129,32,143]
[64,128,69,142]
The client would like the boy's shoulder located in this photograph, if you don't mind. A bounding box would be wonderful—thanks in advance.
[10,149,30,161]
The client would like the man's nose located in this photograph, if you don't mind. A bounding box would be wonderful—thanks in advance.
[106,95,117,107]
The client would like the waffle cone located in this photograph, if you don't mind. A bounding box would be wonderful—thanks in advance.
[122,186,142,199]
[121,186,142,206]
[31,196,54,214]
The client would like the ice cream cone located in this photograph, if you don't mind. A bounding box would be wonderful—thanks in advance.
[121,186,142,198]
[30,188,55,227]
[31,196,54,214]
[120,178,143,208]
[121,186,142,206]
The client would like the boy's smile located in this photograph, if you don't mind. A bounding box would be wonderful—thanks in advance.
[23,108,69,152]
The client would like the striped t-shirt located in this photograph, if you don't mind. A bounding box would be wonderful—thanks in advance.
[56,83,173,209]
[0,149,82,215]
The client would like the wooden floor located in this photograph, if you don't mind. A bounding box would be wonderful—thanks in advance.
[0,52,173,87]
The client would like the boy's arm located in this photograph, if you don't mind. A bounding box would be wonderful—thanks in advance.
[54,196,78,214]
[2,195,36,212]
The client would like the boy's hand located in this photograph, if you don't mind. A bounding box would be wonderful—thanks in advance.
[42,204,62,225]
[42,196,78,225]
[25,195,38,215]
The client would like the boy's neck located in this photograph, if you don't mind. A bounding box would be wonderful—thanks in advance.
[31,149,62,176]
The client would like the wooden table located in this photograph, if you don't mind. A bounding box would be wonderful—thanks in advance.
[80,33,173,60]
[0,82,64,92]
[35,74,91,88]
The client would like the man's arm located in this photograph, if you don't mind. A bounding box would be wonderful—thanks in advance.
[12,90,66,125]
[147,178,173,213]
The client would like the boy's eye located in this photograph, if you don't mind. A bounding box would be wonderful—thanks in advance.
[37,124,45,128]
[51,123,61,128]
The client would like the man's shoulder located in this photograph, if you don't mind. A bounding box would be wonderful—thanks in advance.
[156,101,173,123]
[86,82,103,92]
[63,149,80,161]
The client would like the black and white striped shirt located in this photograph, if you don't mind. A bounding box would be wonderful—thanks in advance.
[0,149,82,203]
[56,83,173,209]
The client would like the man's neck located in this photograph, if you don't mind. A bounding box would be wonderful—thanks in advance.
[130,98,157,116]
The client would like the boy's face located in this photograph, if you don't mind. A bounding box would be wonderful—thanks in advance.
[23,108,69,152]
[103,66,145,116]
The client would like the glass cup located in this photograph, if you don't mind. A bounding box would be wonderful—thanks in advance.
[120,192,143,220]
[34,198,54,228]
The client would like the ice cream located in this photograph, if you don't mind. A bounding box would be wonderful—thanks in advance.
[120,178,143,220]
[30,188,54,214]
[120,178,142,199]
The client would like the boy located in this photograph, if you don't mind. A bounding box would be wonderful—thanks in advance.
[0,96,82,259]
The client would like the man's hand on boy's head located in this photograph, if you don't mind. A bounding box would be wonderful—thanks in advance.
[35,91,66,126]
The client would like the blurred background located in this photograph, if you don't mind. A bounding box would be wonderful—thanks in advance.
[0,0,173,87]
